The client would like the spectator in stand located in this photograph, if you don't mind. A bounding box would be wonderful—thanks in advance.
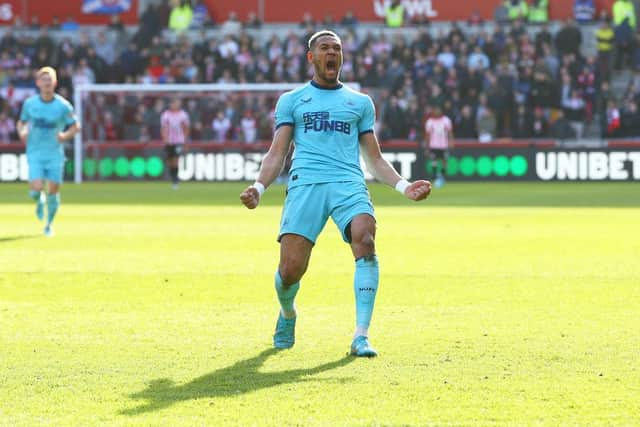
[240,111,257,143]
[100,111,120,141]
[540,43,559,78]
[190,0,212,29]
[531,107,550,137]
[477,108,497,142]
[34,26,55,54]
[468,45,490,70]
[72,58,96,87]
[221,11,242,35]
[550,110,576,140]
[299,12,315,28]
[405,100,422,141]
[156,0,172,27]
[321,14,336,28]
[559,69,573,106]
[383,96,407,139]
[55,65,73,99]
[511,104,532,137]
[245,11,262,29]
[605,98,621,137]
[613,0,636,30]
[60,16,80,31]
[575,0,596,23]
[146,56,167,83]
[531,66,557,111]
[528,0,549,25]
[577,61,596,120]
[468,10,484,26]
[562,89,586,139]
[384,0,405,28]
[485,69,512,137]
[0,110,15,143]
[596,18,615,81]
[118,42,143,80]
[632,33,640,69]
[534,22,553,56]
[169,0,193,32]
[85,47,109,83]
[108,14,125,32]
[436,44,456,69]
[29,15,40,30]
[455,105,477,139]
[555,19,583,56]
[620,99,640,136]
[211,111,231,142]
[613,0,636,69]
[135,4,162,48]
[94,32,117,69]
[49,16,60,29]
[504,0,528,22]
[341,10,358,28]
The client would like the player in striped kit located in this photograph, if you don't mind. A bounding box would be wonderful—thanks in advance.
[161,98,190,189]
[425,106,454,188]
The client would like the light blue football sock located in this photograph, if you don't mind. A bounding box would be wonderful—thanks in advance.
[29,190,40,201]
[354,255,379,334]
[47,193,60,225]
[275,270,300,319]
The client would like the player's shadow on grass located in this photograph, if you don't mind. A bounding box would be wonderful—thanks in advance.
[121,348,355,415]
[0,234,40,243]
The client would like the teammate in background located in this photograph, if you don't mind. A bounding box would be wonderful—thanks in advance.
[161,98,190,189]
[17,67,79,237]
[425,105,454,188]
[240,30,431,357]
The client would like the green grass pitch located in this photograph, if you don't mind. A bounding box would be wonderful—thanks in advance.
[1,182,639,426]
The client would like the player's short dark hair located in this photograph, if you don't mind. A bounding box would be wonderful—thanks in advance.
[308,30,341,50]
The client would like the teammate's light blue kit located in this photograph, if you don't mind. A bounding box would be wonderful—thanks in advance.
[275,80,376,243]
[20,94,77,184]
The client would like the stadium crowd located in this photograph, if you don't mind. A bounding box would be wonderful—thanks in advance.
[2,0,640,143]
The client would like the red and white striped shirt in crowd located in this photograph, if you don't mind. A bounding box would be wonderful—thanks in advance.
[425,115,452,150]
[161,109,190,144]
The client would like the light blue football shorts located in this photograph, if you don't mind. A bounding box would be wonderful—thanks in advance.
[278,181,375,244]
[28,156,65,184]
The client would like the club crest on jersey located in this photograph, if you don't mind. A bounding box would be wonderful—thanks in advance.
[300,97,312,103]
[302,111,351,135]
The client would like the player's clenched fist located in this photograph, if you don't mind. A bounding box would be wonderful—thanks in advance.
[240,186,261,209]
[404,180,432,201]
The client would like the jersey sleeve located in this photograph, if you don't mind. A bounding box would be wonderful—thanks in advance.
[182,111,190,126]
[62,100,77,126]
[19,99,31,122]
[358,96,376,136]
[274,92,294,129]
[445,117,452,131]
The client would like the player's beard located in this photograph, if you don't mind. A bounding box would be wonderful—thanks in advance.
[315,60,341,85]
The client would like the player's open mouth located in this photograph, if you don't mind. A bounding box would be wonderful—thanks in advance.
[326,60,337,71]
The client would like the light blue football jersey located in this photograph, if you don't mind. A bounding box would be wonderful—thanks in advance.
[274,81,376,188]
[19,94,77,160]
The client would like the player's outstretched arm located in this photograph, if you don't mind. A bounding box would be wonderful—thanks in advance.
[360,132,432,201]
[240,125,293,209]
